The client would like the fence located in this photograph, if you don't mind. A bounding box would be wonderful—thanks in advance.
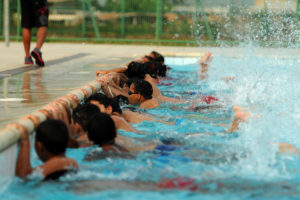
[1,0,300,46]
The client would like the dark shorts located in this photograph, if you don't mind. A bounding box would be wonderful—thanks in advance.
[21,0,49,28]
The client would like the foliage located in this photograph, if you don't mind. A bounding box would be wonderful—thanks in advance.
[97,0,183,13]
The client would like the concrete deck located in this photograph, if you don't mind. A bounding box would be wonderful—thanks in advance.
[0,42,210,73]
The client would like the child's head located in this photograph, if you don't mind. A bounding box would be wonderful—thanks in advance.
[35,119,69,162]
[72,103,100,133]
[126,61,145,79]
[150,51,165,64]
[87,113,117,146]
[87,93,122,115]
[128,79,153,105]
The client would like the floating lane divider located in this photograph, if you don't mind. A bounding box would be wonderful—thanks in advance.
[0,79,103,153]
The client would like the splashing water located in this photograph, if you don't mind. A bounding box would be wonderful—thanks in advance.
[206,46,300,180]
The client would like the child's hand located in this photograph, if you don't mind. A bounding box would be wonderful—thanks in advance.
[22,115,40,128]
[7,123,29,142]
[38,108,54,120]
[95,70,107,77]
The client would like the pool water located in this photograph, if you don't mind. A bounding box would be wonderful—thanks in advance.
[1,52,300,200]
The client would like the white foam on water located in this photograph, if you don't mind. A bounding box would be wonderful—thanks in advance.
[208,47,300,180]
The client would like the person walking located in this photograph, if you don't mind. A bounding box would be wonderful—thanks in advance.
[21,0,49,66]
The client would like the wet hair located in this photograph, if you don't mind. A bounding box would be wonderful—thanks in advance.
[111,98,123,114]
[35,119,69,155]
[113,95,129,106]
[145,61,167,77]
[143,62,159,78]
[159,64,167,77]
[126,61,160,79]
[87,93,122,114]
[151,51,165,64]
[144,56,154,62]
[72,103,100,131]
[87,113,116,146]
[125,77,142,88]
[133,79,153,100]
[126,61,145,79]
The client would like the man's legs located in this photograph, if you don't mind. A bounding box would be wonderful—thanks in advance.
[35,27,47,50]
[31,27,47,66]
[30,0,48,66]
[22,28,32,57]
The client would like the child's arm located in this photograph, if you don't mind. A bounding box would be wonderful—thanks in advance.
[13,124,33,178]
[95,67,127,77]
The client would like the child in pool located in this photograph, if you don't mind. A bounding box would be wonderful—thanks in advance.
[15,119,78,180]
[73,103,157,153]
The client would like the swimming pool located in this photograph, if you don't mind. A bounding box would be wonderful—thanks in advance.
[1,50,300,200]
